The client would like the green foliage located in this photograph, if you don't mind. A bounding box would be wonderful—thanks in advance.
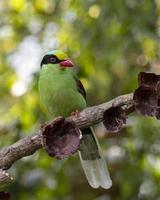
[1,0,160,199]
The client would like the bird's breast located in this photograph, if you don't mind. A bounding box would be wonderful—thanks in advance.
[39,67,86,119]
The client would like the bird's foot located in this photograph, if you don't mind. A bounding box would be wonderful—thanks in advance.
[70,110,80,117]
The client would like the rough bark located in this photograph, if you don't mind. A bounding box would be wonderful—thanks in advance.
[0,93,134,179]
[0,169,13,187]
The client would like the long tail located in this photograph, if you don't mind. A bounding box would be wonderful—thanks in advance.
[79,127,112,189]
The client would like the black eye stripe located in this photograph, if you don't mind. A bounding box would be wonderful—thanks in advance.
[40,55,60,67]
[49,57,57,62]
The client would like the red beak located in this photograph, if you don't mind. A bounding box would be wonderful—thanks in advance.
[60,59,74,67]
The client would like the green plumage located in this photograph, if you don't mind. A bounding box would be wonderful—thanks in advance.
[39,64,86,118]
[39,55,112,189]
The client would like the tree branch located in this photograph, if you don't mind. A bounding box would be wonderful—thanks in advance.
[0,93,134,172]
[0,169,13,187]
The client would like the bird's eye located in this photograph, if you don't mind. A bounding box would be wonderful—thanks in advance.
[49,57,57,64]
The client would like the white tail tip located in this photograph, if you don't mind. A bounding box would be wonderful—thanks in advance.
[79,152,112,189]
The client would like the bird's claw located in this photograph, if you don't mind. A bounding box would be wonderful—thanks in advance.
[70,110,80,117]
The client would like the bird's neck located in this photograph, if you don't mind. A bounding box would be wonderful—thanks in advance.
[41,64,72,75]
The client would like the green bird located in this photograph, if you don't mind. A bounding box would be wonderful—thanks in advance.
[38,50,112,189]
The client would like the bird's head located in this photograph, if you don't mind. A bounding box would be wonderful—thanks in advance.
[40,50,74,69]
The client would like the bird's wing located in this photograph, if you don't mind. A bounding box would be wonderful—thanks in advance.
[76,78,86,100]
[71,67,86,99]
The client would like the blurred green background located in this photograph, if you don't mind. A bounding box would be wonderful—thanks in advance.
[1,0,160,199]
